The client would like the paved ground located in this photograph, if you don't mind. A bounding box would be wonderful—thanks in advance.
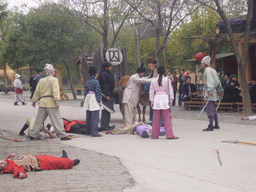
[0,92,134,192]
[1,91,256,192]
[0,131,134,192]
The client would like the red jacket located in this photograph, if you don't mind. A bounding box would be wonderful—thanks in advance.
[63,120,86,132]
[4,160,27,179]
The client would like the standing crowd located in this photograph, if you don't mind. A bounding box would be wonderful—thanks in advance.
[14,54,250,141]
[5,55,256,180]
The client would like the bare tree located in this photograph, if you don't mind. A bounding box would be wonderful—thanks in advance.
[196,0,253,115]
[60,0,138,50]
[128,15,152,67]
[124,0,200,65]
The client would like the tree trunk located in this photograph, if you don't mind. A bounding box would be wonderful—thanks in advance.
[122,48,128,75]
[214,0,253,115]
[103,0,109,50]
[135,37,141,68]
[4,64,8,94]
[209,42,216,70]
[240,0,254,115]
[64,64,77,100]
[155,32,160,66]
[155,0,162,66]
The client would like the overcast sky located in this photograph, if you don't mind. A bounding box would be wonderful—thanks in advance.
[4,0,58,11]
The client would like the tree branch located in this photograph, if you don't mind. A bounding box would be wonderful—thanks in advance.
[195,0,217,11]
[110,2,141,47]
[158,3,201,55]
[63,6,103,36]
[124,0,154,27]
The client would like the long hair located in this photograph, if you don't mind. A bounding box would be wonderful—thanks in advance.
[157,66,165,86]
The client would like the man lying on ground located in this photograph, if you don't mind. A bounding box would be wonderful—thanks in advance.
[0,150,80,179]
[105,122,165,138]
[241,116,256,120]
[63,118,86,134]
[20,117,87,137]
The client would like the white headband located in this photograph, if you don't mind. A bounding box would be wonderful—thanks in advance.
[44,63,55,75]
[201,56,211,66]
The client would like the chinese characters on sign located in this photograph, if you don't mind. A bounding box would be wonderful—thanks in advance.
[105,48,123,65]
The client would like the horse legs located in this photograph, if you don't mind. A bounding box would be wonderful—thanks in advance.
[137,104,142,122]
[119,92,125,121]
[120,103,125,121]
[142,106,147,123]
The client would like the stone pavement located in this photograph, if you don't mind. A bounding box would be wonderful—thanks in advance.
[0,130,134,192]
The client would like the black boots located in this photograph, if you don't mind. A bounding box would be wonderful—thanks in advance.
[60,137,71,140]
[203,125,214,131]
[62,150,68,158]
[213,123,220,129]
[61,150,80,166]
[73,159,80,166]
[19,124,29,136]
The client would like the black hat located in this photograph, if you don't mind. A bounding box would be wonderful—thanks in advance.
[230,80,236,84]
[148,58,157,64]
[136,64,145,73]
[46,124,51,130]
[89,66,97,76]
[102,61,112,69]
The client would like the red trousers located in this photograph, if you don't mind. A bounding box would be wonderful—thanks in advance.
[151,109,174,139]
[36,155,74,170]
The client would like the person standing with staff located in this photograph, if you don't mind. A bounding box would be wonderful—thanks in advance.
[149,66,178,139]
[29,63,70,140]
[200,56,224,131]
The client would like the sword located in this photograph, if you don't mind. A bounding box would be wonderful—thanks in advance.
[216,99,221,112]
[213,149,222,166]
[222,139,256,145]
[197,98,209,118]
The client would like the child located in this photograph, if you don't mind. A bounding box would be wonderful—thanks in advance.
[83,67,102,137]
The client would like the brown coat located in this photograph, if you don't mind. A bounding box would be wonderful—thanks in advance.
[7,155,41,172]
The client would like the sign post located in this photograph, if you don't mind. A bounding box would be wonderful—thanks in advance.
[105,48,123,65]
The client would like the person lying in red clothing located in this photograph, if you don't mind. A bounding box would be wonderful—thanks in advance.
[0,150,80,179]
[63,118,86,134]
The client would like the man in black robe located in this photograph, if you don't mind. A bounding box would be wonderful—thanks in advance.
[98,62,116,131]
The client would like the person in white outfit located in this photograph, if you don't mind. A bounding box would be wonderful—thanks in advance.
[241,116,256,120]
[122,64,151,126]
[13,74,26,106]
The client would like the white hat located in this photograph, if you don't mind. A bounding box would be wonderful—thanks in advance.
[201,56,211,66]
[44,63,55,75]
[15,74,21,79]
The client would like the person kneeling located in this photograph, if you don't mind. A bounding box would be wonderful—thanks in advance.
[19,117,56,139]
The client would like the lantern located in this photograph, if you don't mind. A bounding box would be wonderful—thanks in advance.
[195,52,208,62]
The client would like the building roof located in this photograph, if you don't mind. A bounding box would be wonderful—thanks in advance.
[185,53,235,62]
